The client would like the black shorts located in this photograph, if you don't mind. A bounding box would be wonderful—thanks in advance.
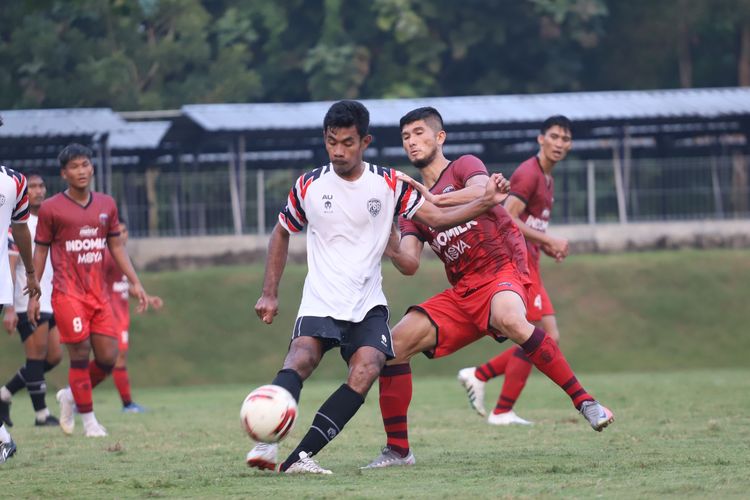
[17,312,56,343]
[292,305,395,363]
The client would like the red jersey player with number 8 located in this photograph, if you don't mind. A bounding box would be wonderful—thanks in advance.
[29,143,151,437]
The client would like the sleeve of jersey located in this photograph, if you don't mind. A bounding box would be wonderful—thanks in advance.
[455,155,489,185]
[278,175,307,233]
[34,204,52,246]
[11,173,29,223]
[393,172,425,220]
[509,164,536,205]
[108,200,121,238]
[398,216,425,242]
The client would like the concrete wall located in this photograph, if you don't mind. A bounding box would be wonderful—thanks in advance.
[128,220,750,271]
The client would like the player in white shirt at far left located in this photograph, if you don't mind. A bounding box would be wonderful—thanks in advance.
[1,171,62,429]
[0,117,42,464]
[245,100,510,475]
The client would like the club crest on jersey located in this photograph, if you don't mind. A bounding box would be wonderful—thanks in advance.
[442,185,456,194]
[99,213,109,226]
[367,198,382,217]
[0,194,5,207]
[322,194,334,213]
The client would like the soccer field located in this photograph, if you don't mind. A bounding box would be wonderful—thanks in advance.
[4,369,749,498]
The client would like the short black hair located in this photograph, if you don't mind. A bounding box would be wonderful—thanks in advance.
[24,169,45,182]
[541,115,572,135]
[400,107,444,132]
[58,143,93,169]
[323,100,370,138]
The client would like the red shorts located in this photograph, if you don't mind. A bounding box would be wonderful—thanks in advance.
[410,264,530,359]
[118,329,130,351]
[526,262,555,322]
[52,294,118,344]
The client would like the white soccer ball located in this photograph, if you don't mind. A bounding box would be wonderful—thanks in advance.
[240,385,298,443]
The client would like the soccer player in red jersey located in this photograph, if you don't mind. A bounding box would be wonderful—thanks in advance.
[457,115,576,426]
[363,108,613,468]
[103,220,163,413]
[29,143,150,437]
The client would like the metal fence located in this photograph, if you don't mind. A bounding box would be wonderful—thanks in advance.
[42,154,750,237]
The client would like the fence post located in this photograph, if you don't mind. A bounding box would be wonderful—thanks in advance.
[257,169,266,236]
[711,155,724,218]
[227,141,243,236]
[612,144,628,223]
[587,160,596,224]
[238,135,247,229]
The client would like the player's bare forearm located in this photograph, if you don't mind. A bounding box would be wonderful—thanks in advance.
[414,174,506,230]
[108,236,142,287]
[32,244,49,282]
[261,224,290,298]
[432,183,486,207]
[388,234,422,276]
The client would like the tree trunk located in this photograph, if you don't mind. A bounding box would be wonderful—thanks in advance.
[739,22,750,86]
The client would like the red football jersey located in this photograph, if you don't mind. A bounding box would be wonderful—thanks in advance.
[400,155,528,295]
[103,248,130,332]
[34,192,121,303]
[508,156,554,267]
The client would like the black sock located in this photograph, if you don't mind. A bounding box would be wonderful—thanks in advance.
[24,359,47,412]
[271,369,303,403]
[281,384,364,471]
[4,368,26,395]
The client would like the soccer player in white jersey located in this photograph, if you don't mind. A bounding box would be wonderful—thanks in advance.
[1,171,62,429]
[245,100,511,474]
[0,116,42,464]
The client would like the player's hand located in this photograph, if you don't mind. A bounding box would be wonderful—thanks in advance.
[397,173,437,205]
[27,296,40,327]
[484,173,510,205]
[24,273,42,300]
[3,308,18,334]
[148,295,164,311]
[255,295,279,324]
[132,283,149,313]
[542,237,569,262]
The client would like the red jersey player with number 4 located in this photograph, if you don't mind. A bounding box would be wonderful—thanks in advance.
[363,109,613,469]
[29,144,150,437]
[457,115,581,426]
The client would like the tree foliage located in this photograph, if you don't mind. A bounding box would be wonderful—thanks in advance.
[0,0,747,110]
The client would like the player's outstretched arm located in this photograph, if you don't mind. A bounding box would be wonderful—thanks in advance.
[108,235,149,313]
[504,195,569,261]
[411,173,508,230]
[4,254,19,334]
[384,224,423,276]
[27,243,49,324]
[11,223,41,300]
[255,223,290,325]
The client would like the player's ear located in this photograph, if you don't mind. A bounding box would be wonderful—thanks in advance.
[361,134,372,148]
[537,134,545,147]
[437,130,447,145]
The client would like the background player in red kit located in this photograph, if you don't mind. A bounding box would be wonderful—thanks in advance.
[29,143,150,437]
[457,115,575,426]
[103,220,163,413]
[363,108,613,469]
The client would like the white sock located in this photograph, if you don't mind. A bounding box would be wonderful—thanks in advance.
[80,411,98,428]
[35,407,50,422]
[0,386,11,402]
[0,423,11,443]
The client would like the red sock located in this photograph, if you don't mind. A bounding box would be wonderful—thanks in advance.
[521,328,593,409]
[493,347,533,414]
[112,367,132,406]
[379,364,412,457]
[475,348,514,382]
[88,360,113,389]
[69,359,93,413]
